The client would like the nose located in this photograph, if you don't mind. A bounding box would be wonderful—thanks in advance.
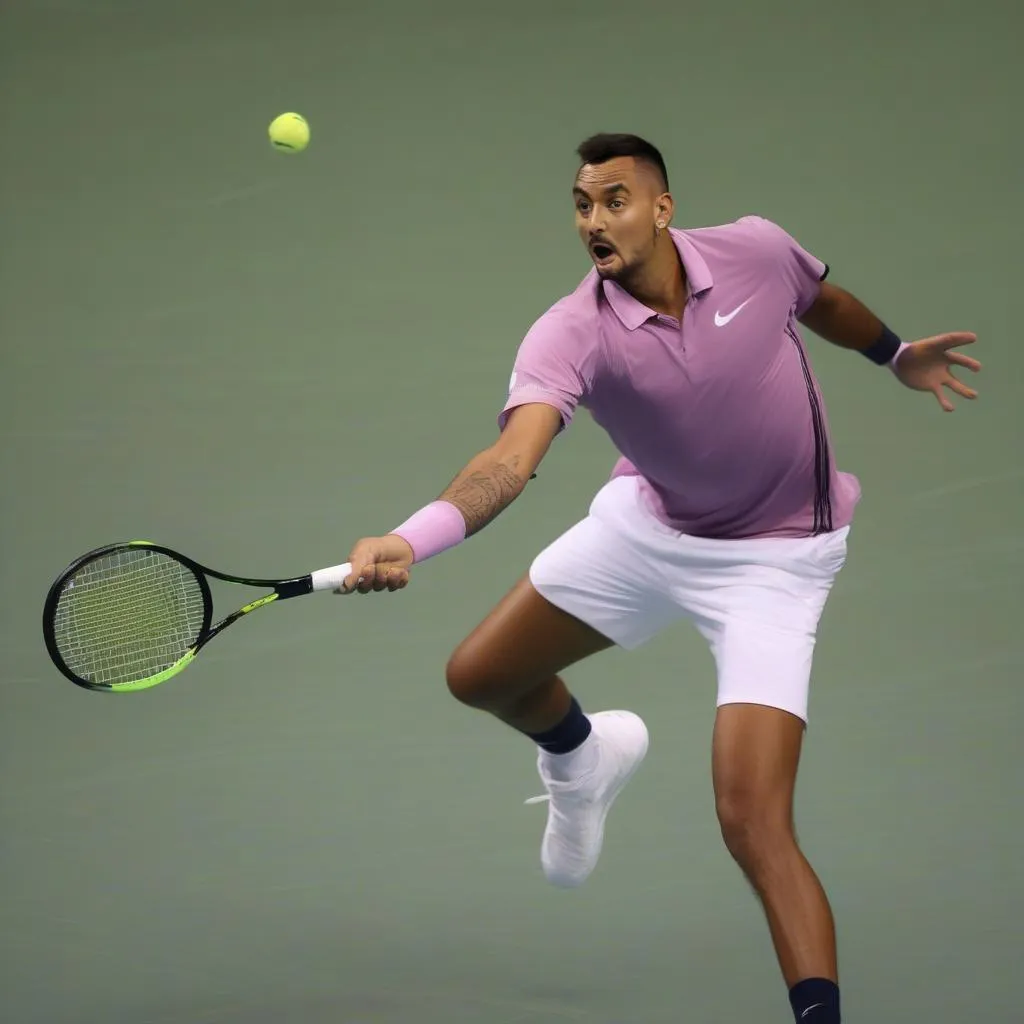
[584,209,608,234]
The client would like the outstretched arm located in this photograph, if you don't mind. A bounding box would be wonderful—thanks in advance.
[341,403,563,593]
[799,281,981,412]
[436,403,560,537]
[798,281,886,354]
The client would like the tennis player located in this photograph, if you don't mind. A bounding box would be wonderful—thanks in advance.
[340,134,980,1023]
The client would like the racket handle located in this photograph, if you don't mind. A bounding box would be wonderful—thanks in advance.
[310,562,354,593]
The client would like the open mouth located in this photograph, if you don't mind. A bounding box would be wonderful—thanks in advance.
[590,242,616,262]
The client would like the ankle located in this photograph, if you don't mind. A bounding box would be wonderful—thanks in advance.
[789,977,840,1022]
[525,696,592,755]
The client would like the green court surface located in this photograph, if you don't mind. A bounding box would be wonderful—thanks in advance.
[1,2,1020,1021]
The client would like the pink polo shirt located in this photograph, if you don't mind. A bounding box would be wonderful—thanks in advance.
[498,216,861,540]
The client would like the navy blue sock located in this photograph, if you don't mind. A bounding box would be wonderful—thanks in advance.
[526,697,592,754]
[789,978,840,1022]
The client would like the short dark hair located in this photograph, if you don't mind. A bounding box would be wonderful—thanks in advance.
[575,133,669,191]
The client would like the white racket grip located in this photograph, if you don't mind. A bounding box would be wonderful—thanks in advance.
[310,562,355,593]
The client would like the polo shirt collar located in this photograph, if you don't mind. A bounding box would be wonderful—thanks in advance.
[601,228,714,331]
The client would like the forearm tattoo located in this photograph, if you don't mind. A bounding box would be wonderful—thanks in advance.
[440,456,526,536]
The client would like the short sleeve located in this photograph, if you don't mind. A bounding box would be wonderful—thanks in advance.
[497,308,592,432]
[740,215,829,317]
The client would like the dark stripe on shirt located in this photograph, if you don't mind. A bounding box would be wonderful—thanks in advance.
[786,325,833,534]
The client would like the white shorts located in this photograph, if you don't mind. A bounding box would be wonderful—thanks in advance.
[528,476,850,722]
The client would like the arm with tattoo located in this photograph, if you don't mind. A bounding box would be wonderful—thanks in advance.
[346,403,564,586]
[438,403,563,537]
[438,453,529,537]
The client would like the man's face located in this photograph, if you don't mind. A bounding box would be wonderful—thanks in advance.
[573,156,669,282]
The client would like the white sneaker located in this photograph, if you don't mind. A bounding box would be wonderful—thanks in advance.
[525,710,649,888]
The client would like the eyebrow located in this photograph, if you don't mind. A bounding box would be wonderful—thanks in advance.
[572,182,631,198]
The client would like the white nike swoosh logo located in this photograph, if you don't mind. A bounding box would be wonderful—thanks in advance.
[714,298,752,327]
[801,1004,825,1018]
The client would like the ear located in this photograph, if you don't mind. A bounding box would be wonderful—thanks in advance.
[655,192,674,230]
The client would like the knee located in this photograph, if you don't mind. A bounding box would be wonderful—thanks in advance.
[715,787,794,868]
[445,640,506,709]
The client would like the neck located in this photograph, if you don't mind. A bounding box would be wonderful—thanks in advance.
[621,234,688,320]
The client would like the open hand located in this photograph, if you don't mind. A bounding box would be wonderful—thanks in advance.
[893,332,981,412]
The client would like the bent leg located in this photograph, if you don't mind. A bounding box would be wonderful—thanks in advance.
[445,573,613,735]
[446,485,681,733]
[445,484,678,886]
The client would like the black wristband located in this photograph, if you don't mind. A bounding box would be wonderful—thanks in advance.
[862,324,903,366]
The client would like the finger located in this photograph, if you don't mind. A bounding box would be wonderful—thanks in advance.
[341,555,370,593]
[388,568,409,592]
[945,374,978,400]
[933,386,955,412]
[337,572,364,594]
[946,351,982,372]
[357,563,380,594]
[928,331,977,350]
[334,579,363,595]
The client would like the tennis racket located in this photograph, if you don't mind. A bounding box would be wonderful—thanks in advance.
[42,541,354,693]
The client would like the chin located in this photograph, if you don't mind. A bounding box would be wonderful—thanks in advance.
[595,261,629,282]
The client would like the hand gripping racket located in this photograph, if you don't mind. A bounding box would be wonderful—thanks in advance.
[42,541,353,693]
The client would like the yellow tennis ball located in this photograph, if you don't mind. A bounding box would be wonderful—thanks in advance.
[268,112,309,153]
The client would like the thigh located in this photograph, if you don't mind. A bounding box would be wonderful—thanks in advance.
[448,573,615,693]
[448,483,684,698]
[528,486,684,651]
[712,618,820,724]
[688,529,849,723]
[712,702,805,822]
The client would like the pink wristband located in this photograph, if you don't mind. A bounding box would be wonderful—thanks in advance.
[390,501,467,564]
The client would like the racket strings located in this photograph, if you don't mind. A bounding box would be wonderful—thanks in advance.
[52,549,206,685]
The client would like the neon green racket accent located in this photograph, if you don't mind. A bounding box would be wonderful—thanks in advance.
[105,595,278,690]
[107,649,198,691]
